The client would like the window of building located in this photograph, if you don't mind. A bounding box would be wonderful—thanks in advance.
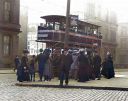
[120,38,127,49]
[119,55,128,64]
[4,1,11,22]
[110,30,116,42]
[3,35,10,56]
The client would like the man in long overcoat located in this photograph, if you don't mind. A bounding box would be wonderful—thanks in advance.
[36,49,47,81]
[59,50,73,86]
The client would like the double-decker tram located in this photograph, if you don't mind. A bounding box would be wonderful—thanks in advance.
[37,15,102,76]
[37,15,102,53]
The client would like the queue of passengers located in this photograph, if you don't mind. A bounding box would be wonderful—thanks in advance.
[15,48,115,86]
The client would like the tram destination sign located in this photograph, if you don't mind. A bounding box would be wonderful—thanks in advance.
[70,15,79,26]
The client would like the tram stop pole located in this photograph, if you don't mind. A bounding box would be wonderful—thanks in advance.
[64,0,71,49]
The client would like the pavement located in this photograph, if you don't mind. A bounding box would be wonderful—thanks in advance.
[14,69,128,91]
[1,69,128,101]
[0,69,15,74]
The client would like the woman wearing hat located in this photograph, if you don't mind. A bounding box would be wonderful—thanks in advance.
[77,49,90,82]
[17,49,30,82]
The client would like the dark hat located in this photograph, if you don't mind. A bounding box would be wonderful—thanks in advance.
[39,49,43,52]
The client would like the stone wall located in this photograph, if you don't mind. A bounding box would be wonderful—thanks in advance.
[0,0,20,68]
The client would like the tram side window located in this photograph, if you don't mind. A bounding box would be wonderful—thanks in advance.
[60,23,66,31]
[47,23,53,30]
[55,23,60,30]
[93,29,97,35]
[87,27,91,35]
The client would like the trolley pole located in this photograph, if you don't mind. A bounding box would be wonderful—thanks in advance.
[64,0,71,49]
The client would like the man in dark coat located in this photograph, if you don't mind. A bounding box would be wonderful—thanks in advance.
[36,49,47,81]
[93,52,101,80]
[87,51,95,80]
[52,49,61,78]
[59,50,73,86]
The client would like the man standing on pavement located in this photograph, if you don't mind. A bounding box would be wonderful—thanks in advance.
[59,49,73,86]
[93,52,102,80]
[36,49,47,81]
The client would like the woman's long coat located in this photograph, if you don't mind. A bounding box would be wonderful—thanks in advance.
[17,55,30,82]
[78,54,90,82]
[44,57,53,78]
[101,56,115,79]
[36,53,47,75]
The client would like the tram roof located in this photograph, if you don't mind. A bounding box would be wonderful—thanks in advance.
[41,15,66,22]
[41,15,101,27]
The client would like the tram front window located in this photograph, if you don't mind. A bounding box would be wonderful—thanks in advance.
[47,23,53,30]
[55,23,60,30]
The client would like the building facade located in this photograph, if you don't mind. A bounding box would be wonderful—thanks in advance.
[19,0,47,55]
[100,10,117,61]
[82,0,118,61]
[19,5,28,55]
[27,23,45,55]
[116,23,128,68]
[0,0,20,68]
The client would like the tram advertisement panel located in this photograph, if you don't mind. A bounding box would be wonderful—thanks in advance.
[37,26,50,41]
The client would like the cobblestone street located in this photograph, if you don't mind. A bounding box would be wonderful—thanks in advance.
[1,72,128,101]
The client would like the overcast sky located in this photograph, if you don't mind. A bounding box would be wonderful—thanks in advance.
[21,0,128,23]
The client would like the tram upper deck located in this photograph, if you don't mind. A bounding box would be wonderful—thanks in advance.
[37,15,102,48]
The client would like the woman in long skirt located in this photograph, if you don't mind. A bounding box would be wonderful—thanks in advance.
[17,49,30,82]
[101,55,115,79]
[44,49,52,81]
[77,50,89,82]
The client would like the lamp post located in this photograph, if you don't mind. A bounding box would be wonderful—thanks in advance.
[64,0,71,49]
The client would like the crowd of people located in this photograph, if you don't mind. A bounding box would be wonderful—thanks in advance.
[15,48,115,86]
